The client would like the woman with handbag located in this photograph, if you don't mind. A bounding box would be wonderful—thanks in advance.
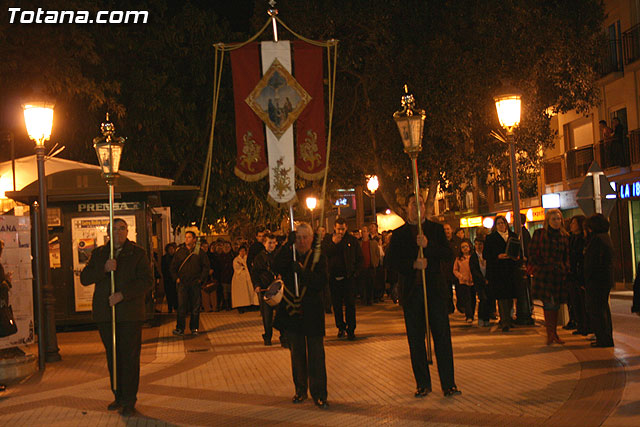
[528,209,570,345]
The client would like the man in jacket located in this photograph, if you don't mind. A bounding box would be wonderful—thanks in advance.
[80,219,153,417]
[321,217,363,340]
[251,233,282,346]
[170,231,210,336]
[273,223,329,408]
[386,195,461,398]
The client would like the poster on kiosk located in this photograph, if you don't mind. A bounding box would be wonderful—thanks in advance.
[0,215,34,350]
[71,215,137,312]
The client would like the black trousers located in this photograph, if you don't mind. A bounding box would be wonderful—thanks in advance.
[287,331,327,400]
[359,268,375,305]
[97,321,143,407]
[259,296,276,339]
[176,282,201,331]
[515,273,533,321]
[163,279,178,311]
[586,287,614,345]
[402,285,456,391]
[330,277,356,332]
[457,284,476,320]
[498,298,514,327]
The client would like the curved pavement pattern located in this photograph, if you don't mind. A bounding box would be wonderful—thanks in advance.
[0,302,630,426]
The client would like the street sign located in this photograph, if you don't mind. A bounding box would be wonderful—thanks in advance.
[576,162,616,217]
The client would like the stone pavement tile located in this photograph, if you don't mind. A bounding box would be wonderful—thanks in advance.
[0,302,629,426]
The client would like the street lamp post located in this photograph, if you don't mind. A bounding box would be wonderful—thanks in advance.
[306,196,317,229]
[93,113,125,392]
[393,85,432,363]
[367,175,379,226]
[23,101,61,363]
[493,86,523,248]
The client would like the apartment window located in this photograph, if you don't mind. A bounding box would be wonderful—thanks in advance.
[563,117,594,151]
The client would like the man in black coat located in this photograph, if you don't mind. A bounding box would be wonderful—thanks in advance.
[170,231,210,336]
[584,214,615,347]
[321,217,363,340]
[251,233,282,346]
[386,195,461,398]
[273,223,329,409]
[80,219,154,417]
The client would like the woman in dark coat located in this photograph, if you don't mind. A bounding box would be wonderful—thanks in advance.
[483,215,519,332]
[528,209,570,345]
[583,214,615,348]
[568,215,590,335]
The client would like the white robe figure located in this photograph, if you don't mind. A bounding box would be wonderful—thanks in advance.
[231,253,259,308]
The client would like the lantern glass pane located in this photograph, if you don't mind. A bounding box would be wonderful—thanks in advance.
[409,117,424,149]
[495,96,521,129]
[96,144,123,175]
[23,105,54,145]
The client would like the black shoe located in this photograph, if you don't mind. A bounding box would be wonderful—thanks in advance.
[314,398,329,409]
[501,326,510,332]
[279,336,289,348]
[292,394,307,404]
[107,400,121,411]
[191,329,199,336]
[172,329,184,336]
[347,331,356,341]
[591,341,614,348]
[414,387,431,397]
[337,329,345,338]
[262,334,272,346]
[0,384,6,392]
[562,321,577,330]
[444,386,461,397]
[572,330,583,335]
[121,405,135,417]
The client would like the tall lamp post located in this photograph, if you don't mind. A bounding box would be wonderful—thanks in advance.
[93,113,125,391]
[23,101,61,363]
[494,87,523,247]
[393,85,431,363]
[306,196,317,229]
[367,175,379,226]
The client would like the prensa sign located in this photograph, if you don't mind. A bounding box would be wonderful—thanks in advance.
[77,202,141,212]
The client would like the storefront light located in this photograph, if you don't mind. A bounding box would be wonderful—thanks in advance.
[483,217,494,229]
[542,193,560,209]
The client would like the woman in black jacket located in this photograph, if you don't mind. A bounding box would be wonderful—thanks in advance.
[583,214,615,348]
[483,216,519,332]
[568,215,589,335]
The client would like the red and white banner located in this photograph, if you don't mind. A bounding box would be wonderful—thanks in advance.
[230,40,326,203]
[230,43,268,181]
[293,41,326,180]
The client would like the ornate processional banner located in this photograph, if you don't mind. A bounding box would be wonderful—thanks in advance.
[230,40,327,203]
[230,43,268,181]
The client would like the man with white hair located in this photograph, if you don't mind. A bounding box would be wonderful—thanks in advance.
[273,223,330,409]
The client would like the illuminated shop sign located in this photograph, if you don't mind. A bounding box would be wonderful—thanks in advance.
[618,180,640,200]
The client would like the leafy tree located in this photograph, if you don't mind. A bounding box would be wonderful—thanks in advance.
[250,0,605,218]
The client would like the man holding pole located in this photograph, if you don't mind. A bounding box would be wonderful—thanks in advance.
[80,218,153,417]
[385,195,460,398]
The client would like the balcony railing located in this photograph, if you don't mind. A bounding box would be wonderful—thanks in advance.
[630,129,640,164]
[597,38,623,76]
[543,156,563,184]
[623,24,640,65]
[566,146,594,179]
[596,136,629,169]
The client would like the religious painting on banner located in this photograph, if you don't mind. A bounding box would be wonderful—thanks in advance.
[230,40,326,203]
